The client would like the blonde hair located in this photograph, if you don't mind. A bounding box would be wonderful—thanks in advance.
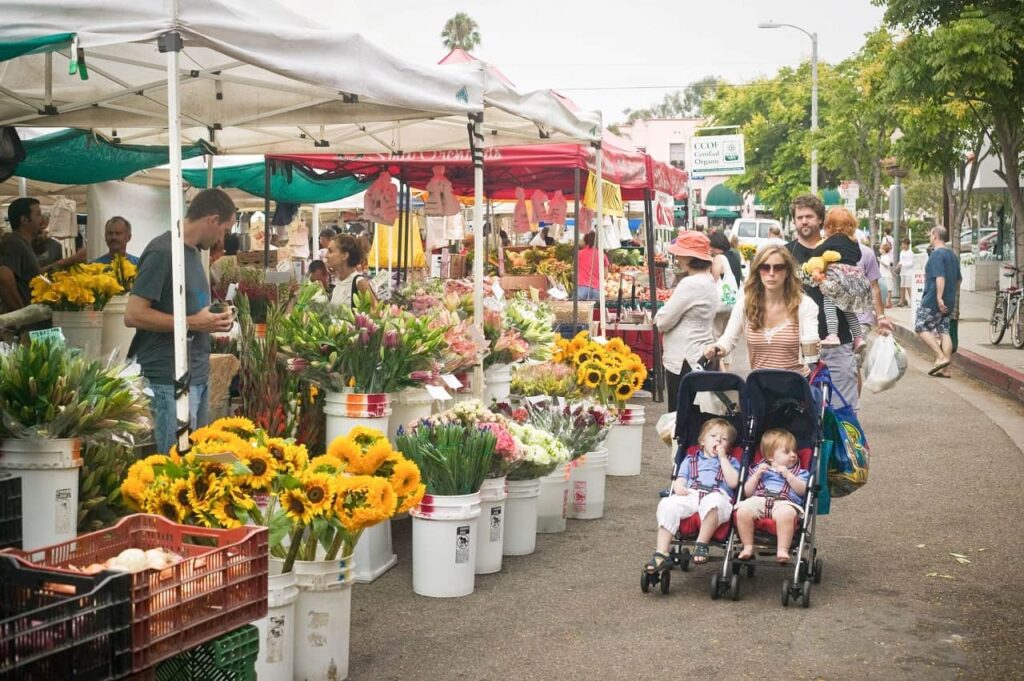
[760,428,797,462]
[699,417,737,449]
[743,246,803,331]
[824,207,857,239]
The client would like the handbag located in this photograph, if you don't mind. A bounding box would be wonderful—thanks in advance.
[716,255,737,313]
[821,383,870,497]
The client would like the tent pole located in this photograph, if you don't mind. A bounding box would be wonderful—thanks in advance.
[263,161,272,269]
[405,181,413,282]
[572,166,580,330]
[396,180,406,286]
[160,31,190,452]
[644,188,663,403]
[470,112,485,398]
[206,152,214,189]
[595,139,607,337]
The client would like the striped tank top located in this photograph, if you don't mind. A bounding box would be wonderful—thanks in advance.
[746,319,808,376]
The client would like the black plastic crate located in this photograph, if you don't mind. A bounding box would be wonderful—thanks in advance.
[0,476,21,551]
[0,554,132,681]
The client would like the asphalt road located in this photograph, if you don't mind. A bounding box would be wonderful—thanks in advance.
[347,364,1024,681]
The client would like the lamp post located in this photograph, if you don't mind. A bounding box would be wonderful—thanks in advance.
[883,127,907,252]
[758,21,818,195]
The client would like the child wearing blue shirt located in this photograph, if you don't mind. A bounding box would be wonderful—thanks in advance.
[735,428,810,564]
[646,418,739,572]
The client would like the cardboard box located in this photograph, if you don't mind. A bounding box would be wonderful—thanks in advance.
[446,254,467,279]
[236,249,278,268]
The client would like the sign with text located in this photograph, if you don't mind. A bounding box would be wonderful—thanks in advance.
[688,134,745,176]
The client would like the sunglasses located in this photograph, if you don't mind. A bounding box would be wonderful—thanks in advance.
[758,262,788,274]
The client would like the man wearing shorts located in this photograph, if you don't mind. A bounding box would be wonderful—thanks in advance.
[916,226,960,378]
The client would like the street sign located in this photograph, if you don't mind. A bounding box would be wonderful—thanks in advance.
[688,135,745,176]
[839,180,860,202]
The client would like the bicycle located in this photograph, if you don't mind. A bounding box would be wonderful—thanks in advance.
[989,265,1023,347]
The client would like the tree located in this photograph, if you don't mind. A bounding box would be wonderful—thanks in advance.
[441,12,481,52]
[619,76,721,124]
[876,0,1024,264]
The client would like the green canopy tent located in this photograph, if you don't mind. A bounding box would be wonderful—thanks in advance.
[706,208,740,219]
[704,183,743,208]
[181,162,370,203]
[15,128,208,184]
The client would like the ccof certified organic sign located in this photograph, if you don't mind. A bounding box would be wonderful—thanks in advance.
[688,134,745,176]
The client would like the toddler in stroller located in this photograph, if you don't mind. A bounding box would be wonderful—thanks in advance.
[645,417,739,574]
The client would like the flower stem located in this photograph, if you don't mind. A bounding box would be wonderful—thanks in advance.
[281,525,304,573]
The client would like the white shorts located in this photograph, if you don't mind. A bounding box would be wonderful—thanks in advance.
[656,491,733,532]
[736,495,803,519]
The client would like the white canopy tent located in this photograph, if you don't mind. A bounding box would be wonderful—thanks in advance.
[0,0,603,450]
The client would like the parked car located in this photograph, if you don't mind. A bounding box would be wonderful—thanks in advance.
[730,218,785,251]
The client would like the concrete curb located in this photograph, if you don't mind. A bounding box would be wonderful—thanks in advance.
[892,322,1024,405]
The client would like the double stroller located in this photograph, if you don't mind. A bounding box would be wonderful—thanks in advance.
[640,368,829,607]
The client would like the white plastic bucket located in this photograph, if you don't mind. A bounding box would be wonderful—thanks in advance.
[389,388,434,441]
[0,438,81,550]
[324,392,392,443]
[605,404,646,476]
[537,464,570,534]
[475,477,507,575]
[503,479,541,556]
[483,363,512,405]
[411,492,481,598]
[255,562,299,681]
[293,555,355,681]
[567,448,609,520]
[101,295,133,364]
[52,310,103,360]
[352,521,397,583]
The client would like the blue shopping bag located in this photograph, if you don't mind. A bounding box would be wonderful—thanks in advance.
[810,366,869,498]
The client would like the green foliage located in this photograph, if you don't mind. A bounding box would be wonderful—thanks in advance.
[620,76,722,123]
[395,423,496,496]
[441,12,481,51]
[78,442,135,532]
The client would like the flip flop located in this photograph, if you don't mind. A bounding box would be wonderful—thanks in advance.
[928,361,951,376]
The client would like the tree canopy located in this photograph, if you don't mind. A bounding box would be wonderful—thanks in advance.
[441,12,482,52]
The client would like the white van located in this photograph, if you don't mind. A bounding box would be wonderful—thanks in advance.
[730,218,785,250]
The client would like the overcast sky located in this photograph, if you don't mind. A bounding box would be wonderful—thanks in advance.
[291,0,887,124]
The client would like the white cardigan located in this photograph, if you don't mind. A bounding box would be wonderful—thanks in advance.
[714,293,821,365]
[653,271,718,374]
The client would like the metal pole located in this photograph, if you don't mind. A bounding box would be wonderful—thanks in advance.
[643,188,663,403]
[404,180,413,282]
[572,166,581,329]
[263,161,272,269]
[160,31,190,452]
[396,180,405,285]
[470,112,485,397]
[595,143,607,335]
[810,32,819,195]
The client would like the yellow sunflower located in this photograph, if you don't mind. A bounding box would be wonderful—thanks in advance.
[615,382,635,402]
[388,458,422,497]
[190,426,246,448]
[145,486,185,522]
[126,459,156,486]
[209,495,244,529]
[577,361,604,389]
[280,488,315,526]
[327,436,361,470]
[604,367,623,386]
[119,476,147,507]
[397,483,427,514]
[308,454,346,475]
[348,439,395,476]
[209,416,258,439]
[240,447,276,490]
[605,337,627,355]
[186,473,218,513]
[265,439,308,474]
[363,475,397,515]
[169,479,193,518]
[301,472,337,514]
[572,347,593,367]
[347,425,387,447]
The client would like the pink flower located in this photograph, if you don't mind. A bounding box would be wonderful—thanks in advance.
[285,357,309,372]
[383,329,399,349]
[358,329,371,346]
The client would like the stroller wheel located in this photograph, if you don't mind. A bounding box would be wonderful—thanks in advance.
[781,579,791,607]
[660,568,671,594]
[800,580,812,608]
[728,573,740,601]
[813,558,824,584]
[640,571,650,594]
[710,573,722,600]
[746,565,755,578]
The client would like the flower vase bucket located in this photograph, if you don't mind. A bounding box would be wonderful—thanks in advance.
[0,438,81,550]
[483,363,512,405]
[352,521,397,583]
[537,464,570,534]
[293,555,355,681]
[475,477,507,575]
[52,310,103,360]
[389,388,434,442]
[411,492,481,597]
[567,448,609,520]
[101,294,133,363]
[605,404,646,477]
[255,561,299,681]
[503,479,541,556]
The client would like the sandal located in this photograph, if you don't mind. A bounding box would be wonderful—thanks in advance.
[645,551,670,574]
[692,543,710,565]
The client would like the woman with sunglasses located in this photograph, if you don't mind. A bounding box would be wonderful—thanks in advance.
[703,246,820,376]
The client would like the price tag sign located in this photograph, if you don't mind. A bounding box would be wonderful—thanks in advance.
[491,281,505,300]
[441,374,463,390]
[225,282,238,302]
[29,327,65,346]
[425,384,452,401]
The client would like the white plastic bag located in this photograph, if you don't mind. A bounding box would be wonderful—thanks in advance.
[864,334,907,393]
[656,412,676,447]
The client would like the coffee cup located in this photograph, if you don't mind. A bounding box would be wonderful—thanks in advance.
[209,302,237,320]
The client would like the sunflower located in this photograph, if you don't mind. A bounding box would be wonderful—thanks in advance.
[615,382,635,401]
[119,476,147,507]
[397,483,427,514]
[604,367,623,386]
[280,488,315,526]
[126,459,156,486]
[604,337,627,355]
[143,453,170,467]
[209,495,243,529]
[388,458,421,497]
[327,436,360,470]
[190,426,245,448]
[349,439,394,476]
[578,361,604,389]
[301,472,336,514]
[308,454,345,475]
[239,447,276,490]
[186,473,218,513]
[209,416,258,440]
[572,348,593,367]
[347,425,387,447]
[169,479,193,518]
[266,439,308,474]
[145,487,185,522]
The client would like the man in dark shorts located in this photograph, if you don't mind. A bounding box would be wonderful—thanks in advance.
[916,226,961,378]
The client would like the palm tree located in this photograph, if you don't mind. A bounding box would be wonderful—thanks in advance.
[441,12,481,52]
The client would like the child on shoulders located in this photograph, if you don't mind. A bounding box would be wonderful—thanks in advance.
[645,418,739,572]
[735,428,810,564]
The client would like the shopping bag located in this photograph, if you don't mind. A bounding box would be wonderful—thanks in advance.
[823,386,870,497]
[716,260,737,314]
[863,334,907,393]
[816,437,833,515]
[656,411,676,447]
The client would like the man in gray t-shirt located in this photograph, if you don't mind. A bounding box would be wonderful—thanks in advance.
[125,189,236,453]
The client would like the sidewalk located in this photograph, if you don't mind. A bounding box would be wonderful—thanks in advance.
[886,288,1024,404]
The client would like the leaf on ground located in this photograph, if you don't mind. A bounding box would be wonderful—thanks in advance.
[916,544,926,548]
[953,556,972,564]
[949,552,969,559]
[926,572,954,579]
[976,548,987,552]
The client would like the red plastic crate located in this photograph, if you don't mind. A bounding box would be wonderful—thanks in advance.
[3,514,267,673]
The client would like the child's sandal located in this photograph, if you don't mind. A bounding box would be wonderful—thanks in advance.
[644,551,671,574]
[692,542,710,564]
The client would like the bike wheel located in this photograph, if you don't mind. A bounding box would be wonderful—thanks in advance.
[990,293,1007,344]
[1012,299,1024,349]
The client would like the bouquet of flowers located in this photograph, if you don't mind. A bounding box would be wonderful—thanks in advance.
[502,400,612,461]
[107,254,138,291]
[393,277,445,315]
[432,311,486,375]
[395,422,496,496]
[412,401,523,478]
[511,362,578,398]
[120,418,425,572]
[552,332,648,407]
[482,306,529,369]
[30,263,124,311]
[505,421,571,480]
[503,296,556,361]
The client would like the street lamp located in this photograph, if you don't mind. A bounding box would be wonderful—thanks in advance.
[758,21,818,195]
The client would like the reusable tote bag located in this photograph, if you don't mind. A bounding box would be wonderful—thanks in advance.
[822,385,870,497]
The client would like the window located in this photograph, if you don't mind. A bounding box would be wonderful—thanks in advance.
[669,143,686,170]
[736,221,757,238]
[759,223,773,238]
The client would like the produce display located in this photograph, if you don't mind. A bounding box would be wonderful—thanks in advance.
[65,547,183,576]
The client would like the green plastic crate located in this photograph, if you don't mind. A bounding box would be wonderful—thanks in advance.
[153,624,259,681]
